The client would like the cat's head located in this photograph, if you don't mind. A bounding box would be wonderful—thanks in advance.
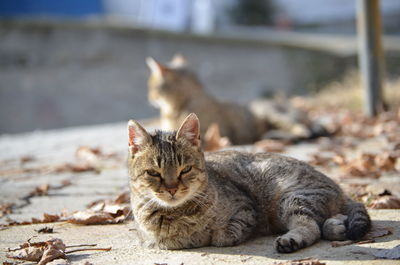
[146,55,202,111]
[127,113,207,207]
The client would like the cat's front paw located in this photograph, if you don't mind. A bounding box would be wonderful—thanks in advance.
[274,234,306,253]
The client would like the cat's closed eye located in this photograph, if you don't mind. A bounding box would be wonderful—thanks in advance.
[180,166,192,176]
[146,170,161,177]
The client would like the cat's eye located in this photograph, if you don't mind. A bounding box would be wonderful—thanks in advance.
[146,170,161,177]
[180,166,192,175]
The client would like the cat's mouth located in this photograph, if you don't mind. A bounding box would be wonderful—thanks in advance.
[155,191,190,207]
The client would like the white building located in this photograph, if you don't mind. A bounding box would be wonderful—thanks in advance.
[103,0,400,33]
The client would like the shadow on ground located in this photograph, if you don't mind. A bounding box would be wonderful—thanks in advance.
[185,219,400,262]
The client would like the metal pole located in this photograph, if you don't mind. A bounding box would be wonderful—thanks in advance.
[356,0,385,117]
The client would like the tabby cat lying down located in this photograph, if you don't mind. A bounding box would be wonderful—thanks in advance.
[128,113,370,252]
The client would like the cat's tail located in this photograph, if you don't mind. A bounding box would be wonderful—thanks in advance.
[344,199,371,240]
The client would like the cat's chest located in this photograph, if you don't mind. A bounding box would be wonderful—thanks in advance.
[154,98,175,115]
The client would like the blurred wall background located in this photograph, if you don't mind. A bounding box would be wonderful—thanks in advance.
[0,0,399,134]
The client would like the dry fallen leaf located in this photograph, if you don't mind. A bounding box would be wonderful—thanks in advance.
[67,210,116,225]
[30,184,50,196]
[6,238,66,264]
[38,239,66,265]
[75,146,101,164]
[7,245,44,261]
[374,245,400,260]
[308,153,332,167]
[369,195,400,209]
[53,163,99,174]
[255,139,286,153]
[20,155,35,164]
[75,145,120,166]
[6,238,111,265]
[374,152,397,171]
[79,192,131,224]
[36,227,54,234]
[114,191,130,204]
[0,203,13,217]
[340,153,381,178]
[43,213,61,223]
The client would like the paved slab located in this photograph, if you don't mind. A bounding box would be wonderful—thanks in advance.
[1,121,399,264]
[1,210,399,265]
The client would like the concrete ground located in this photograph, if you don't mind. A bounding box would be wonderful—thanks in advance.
[1,121,399,264]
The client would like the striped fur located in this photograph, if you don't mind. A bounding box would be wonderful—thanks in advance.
[128,115,370,252]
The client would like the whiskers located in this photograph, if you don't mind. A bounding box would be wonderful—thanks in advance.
[140,197,159,210]
[189,191,209,209]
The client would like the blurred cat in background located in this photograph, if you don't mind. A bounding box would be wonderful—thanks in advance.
[146,55,325,145]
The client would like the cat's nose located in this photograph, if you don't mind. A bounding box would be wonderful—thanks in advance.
[166,187,178,196]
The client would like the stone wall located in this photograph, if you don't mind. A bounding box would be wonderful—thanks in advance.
[0,20,399,134]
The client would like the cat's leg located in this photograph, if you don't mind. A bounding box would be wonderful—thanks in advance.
[211,205,257,247]
[275,192,330,253]
[322,214,348,241]
[274,215,321,253]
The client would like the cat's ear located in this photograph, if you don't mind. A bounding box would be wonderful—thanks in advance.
[170,53,187,67]
[127,120,151,156]
[176,113,201,148]
[146,57,168,78]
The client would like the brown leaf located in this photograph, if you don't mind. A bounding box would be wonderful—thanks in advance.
[6,246,44,261]
[67,210,115,225]
[36,227,54,234]
[255,139,286,153]
[340,153,381,178]
[54,163,98,174]
[20,155,35,164]
[30,184,50,196]
[31,218,42,224]
[204,123,231,152]
[369,195,400,209]
[59,179,72,188]
[374,245,400,260]
[308,153,331,167]
[332,154,346,166]
[43,213,61,223]
[103,204,128,216]
[0,203,13,217]
[18,238,66,265]
[374,152,397,171]
[274,258,325,265]
[75,146,101,164]
[38,245,66,265]
[114,192,130,204]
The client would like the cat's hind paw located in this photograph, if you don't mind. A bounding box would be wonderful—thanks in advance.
[274,234,307,253]
[322,214,348,241]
